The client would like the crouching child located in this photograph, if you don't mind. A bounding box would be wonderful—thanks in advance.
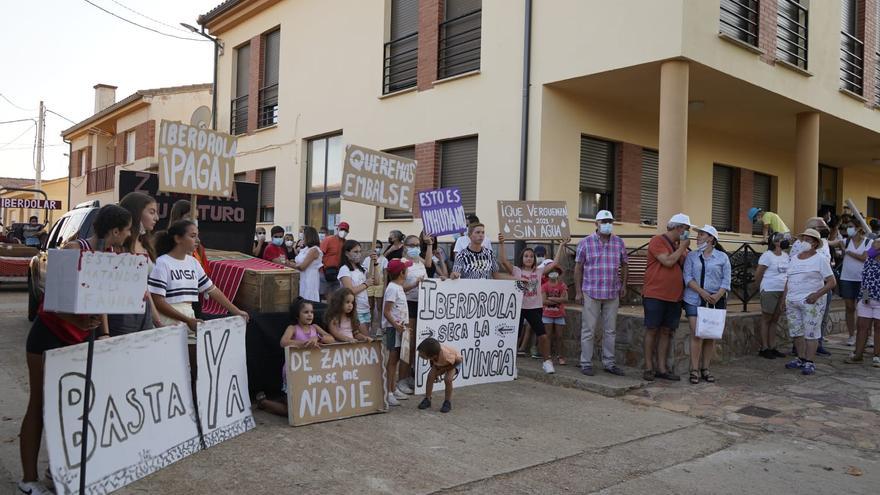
[416,337,462,413]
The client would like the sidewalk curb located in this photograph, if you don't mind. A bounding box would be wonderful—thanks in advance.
[517,362,647,397]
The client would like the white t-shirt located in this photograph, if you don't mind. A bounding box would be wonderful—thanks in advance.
[841,238,871,282]
[338,265,369,313]
[405,260,427,301]
[786,253,833,302]
[382,282,408,329]
[758,251,789,292]
[148,254,213,304]
[453,235,493,254]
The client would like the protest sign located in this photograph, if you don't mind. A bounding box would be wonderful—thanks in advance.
[119,170,258,254]
[285,341,387,426]
[0,198,62,209]
[158,120,237,197]
[415,279,521,394]
[196,317,255,447]
[43,326,200,494]
[418,187,467,237]
[341,144,417,211]
[497,200,570,240]
[43,250,149,314]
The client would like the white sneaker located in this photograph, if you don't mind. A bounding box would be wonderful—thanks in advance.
[396,381,414,395]
[868,337,875,348]
[846,335,856,346]
[393,389,409,400]
[386,392,400,406]
[404,376,415,389]
[542,359,556,374]
[873,356,880,368]
[18,481,51,495]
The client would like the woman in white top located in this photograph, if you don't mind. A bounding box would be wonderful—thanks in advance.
[337,239,376,336]
[782,229,836,376]
[754,233,789,359]
[292,226,323,303]
[839,223,871,345]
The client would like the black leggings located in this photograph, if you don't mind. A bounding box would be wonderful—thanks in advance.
[519,308,546,337]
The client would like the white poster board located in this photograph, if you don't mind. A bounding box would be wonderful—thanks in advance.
[415,279,521,394]
[43,250,150,314]
[158,120,237,197]
[43,326,200,494]
[196,317,255,446]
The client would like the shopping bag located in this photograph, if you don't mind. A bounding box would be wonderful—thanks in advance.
[695,306,726,339]
[400,326,412,364]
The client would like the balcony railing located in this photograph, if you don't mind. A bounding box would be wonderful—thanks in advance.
[86,164,116,195]
[230,95,249,135]
[438,9,482,79]
[383,32,418,94]
[875,50,880,106]
[257,84,278,128]
[719,0,759,47]
[776,0,808,69]
[840,31,864,95]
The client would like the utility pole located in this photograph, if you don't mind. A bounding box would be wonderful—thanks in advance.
[33,101,45,220]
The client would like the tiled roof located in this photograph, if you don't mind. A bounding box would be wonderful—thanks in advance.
[0,177,34,190]
[198,0,242,25]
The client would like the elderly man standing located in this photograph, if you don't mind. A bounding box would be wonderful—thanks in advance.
[574,210,628,376]
[642,213,691,381]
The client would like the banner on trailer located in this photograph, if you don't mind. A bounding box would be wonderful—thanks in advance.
[43,326,200,495]
[497,200,570,240]
[196,317,255,446]
[415,279,521,394]
[158,120,237,197]
[0,198,62,209]
[43,250,149,315]
[341,144,417,211]
[418,187,467,237]
[286,341,387,426]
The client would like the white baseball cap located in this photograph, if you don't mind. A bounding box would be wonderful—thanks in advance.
[595,210,614,221]
[695,224,719,240]
[668,213,692,227]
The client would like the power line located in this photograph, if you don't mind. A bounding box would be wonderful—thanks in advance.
[0,93,35,112]
[0,118,36,126]
[46,109,78,125]
[107,0,193,33]
[0,123,35,151]
[81,0,208,42]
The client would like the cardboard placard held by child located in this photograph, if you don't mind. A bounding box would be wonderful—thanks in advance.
[43,250,150,314]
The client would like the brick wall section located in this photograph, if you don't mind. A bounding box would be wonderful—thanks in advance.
[758,0,778,65]
[736,168,754,234]
[417,0,444,91]
[244,170,259,183]
[863,0,878,105]
[412,141,440,217]
[615,143,642,223]
[114,133,125,164]
[70,150,81,177]
[247,35,263,132]
[135,121,156,160]
[84,146,92,174]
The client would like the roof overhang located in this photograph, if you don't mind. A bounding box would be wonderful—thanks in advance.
[199,0,281,35]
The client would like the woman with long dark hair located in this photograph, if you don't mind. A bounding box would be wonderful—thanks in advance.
[18,205,132,494]
[292,226,323,302]
[337,239,375,337]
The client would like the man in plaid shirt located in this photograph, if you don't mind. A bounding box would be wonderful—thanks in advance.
[574,210,628,376]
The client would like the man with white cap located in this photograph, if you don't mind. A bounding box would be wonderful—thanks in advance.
[574,210,628,376]
[641,213,691,381]
[682,225,731,384]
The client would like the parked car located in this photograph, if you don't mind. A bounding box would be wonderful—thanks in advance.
[27,200,101,321]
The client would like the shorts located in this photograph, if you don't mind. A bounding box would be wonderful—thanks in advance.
[357,310,371,325]
[520,307,546,337]
[26,316,68,355]
[643,297,682,331]
[384,327,402,350]
[786,297,827,340]
[760,291,783,314]
[407,300,419,319]
[683,298,727,318]
[156,302,197,344]
[430,362,462,383]
[839,280,862,300]
[542,316,566,325]
[857,299,880,319]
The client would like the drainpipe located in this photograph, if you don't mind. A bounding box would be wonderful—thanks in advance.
[518,0,532,201]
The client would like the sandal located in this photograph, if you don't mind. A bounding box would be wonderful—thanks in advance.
[557,356,567,366]
[254,391,267,410]
[689,369,700,384]
[700,369,715,383]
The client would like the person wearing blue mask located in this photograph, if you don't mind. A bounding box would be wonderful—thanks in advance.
[262,225,288,264]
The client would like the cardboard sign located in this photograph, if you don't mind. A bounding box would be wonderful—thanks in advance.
[497,200,570,240]
[158,120,237,197]
[196,317,255,447]
[341,144,417,211]
[119,170,258,254]
[418,187,467,237]
[415,279,521,394]
[285,341,387,426]
[43,250,149,314]
[43,326,201,494]
[0,198,62,209]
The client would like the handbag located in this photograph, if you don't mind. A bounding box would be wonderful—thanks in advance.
[695,255,726,339]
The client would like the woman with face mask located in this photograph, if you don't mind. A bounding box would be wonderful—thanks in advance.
[839,223,871,346]
[844,239,880,367]
[283,234,297,260]
[253,227,267,258]
[754,233,789,359]
[682,225,731,384]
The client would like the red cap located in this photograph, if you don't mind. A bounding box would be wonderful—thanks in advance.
[387,258,412,275]
[338,222,350,231]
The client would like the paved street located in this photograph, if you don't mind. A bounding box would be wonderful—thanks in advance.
[0,288,877,494]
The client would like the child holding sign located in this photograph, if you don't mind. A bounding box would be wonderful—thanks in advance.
[416,337,463,413]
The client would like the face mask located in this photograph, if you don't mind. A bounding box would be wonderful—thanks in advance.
[285,240,294,247]
[271,237,283,246]
[536,256,545,264]
[548,273,559,281]
[407,247,421,258]
[319,233,326,241]
[349,252,361,263]
[338,230,348,239]
[680,230,690,241]
[697,242,708,252]
[599,223,613,235]
[847,227,857,238]
[257,233,266,241]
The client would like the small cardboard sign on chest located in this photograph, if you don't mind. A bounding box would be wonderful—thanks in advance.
[497,200,570,240]
[341,144,417,211]
[43,250,150,314]
[158,120,237,197]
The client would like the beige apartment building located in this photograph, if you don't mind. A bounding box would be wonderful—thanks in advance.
[199,0,880,242]
[62,84,212,208]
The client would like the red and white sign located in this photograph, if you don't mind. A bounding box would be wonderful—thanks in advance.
[0,198,62,210]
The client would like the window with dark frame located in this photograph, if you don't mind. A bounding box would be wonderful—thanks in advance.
[868,197,880,218]
[840,0,864,94]
[231,43,250,135]
[640,148,658,226]
[818,164,839,214]
[305,134,344,233]
[579,136,615,219]
[125,131,136,164]
[439,0,482,79]
[777,0,809,70]
[259,29,280,128]
[383,146,415,220]
[719,0,759,47]
[752,172,772,235]
[383,0,419,94]
[712,164,735,233]
[440,136,478,214]
[259,168,276,223]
